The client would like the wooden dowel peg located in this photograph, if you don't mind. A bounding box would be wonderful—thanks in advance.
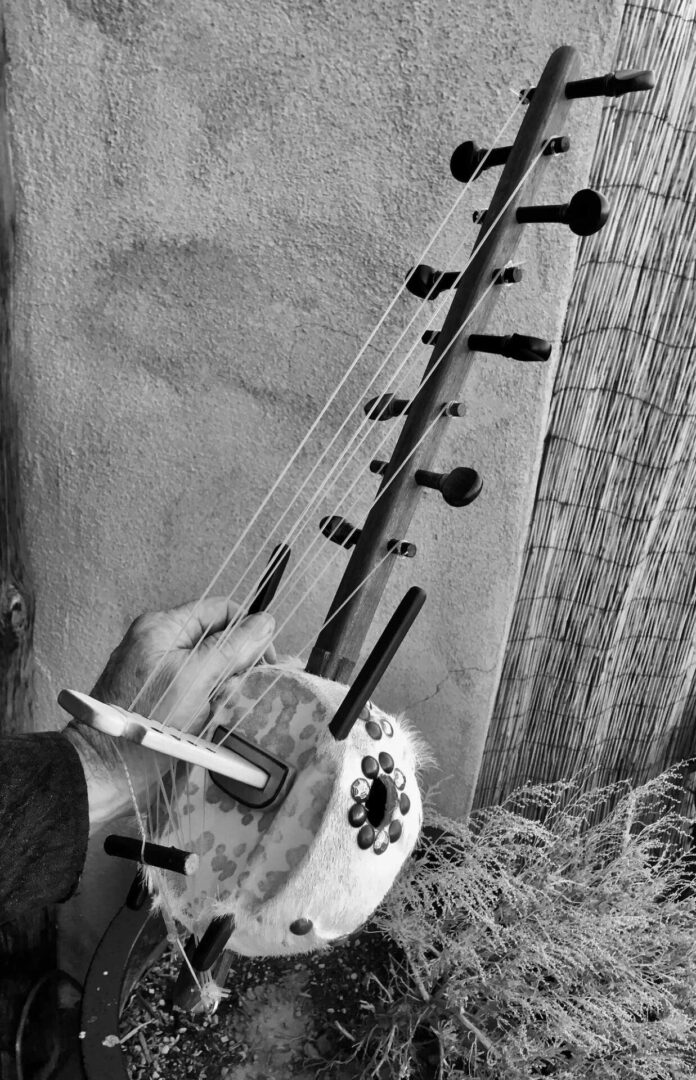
[192,915,235,972]
[421,329,440,346]
[320,516,361,549]
[247,544,291,614]
[492,266,523,285]
[370,459,388,477]
[415,467,482,507]
[468,333,552,363]
[405,264,459,300]
[521,68,655,103]
[125,871,149,911]
[104,835,199,876]
[329,587,426,741]
[517,187,610,235]
[450,135,569,184]
[441,401,466,417]
[387,539,416,558]
[364,394,409,420]
[450,140,511,183]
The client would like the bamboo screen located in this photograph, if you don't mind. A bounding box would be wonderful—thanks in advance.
[473,0,696,811]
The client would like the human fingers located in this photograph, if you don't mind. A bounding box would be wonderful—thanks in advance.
[205,612,275,677]
[162,597,244,649]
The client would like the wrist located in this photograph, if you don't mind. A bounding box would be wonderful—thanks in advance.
[63,723,145,834]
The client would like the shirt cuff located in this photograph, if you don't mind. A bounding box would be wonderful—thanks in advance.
[0,732,90,924]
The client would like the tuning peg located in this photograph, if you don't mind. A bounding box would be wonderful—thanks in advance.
[405,264,459,300]
[329,587,426,740]
[450,140,511,182]
[450,135,569,184]
[247,544,291,614]
[320,516,361,548]
[492,266,524,285]
[364,394,409,420]
[415,467,482,507]
[387,540,417,557]
[192,915,235,972]
[516,188,610,236]
[521,68,655,103]
[468,333,552,363]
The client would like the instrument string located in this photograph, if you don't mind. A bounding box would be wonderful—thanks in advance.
[138,130,548,854]
[125,104,552,968]
[139,104,533,746]
[126,95,526,722]
[190,137,550,733]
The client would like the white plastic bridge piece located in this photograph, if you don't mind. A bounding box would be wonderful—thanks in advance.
[57,688,270,789]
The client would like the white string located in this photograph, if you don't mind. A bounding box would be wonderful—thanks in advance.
[127,95,526,721]
[120,94,551,969]
[160,134,548,746]
[135,124,546,845]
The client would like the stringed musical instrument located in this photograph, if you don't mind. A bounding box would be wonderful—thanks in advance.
[60,45,654,1024]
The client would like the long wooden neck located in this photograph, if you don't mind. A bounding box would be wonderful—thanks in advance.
[306,46,581,682]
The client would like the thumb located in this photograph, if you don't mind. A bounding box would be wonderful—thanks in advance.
[211,612,276,676]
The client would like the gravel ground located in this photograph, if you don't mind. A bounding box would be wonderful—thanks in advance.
[119,926,398,1080]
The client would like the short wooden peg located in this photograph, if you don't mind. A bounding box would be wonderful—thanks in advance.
[104,835,199,876]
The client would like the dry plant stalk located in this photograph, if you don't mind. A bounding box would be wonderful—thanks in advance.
[324,764,696,1079]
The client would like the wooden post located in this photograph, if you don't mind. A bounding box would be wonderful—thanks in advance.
[0,10,59,1079]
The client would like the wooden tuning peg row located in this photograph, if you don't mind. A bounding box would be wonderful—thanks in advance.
[415,466,482,508]
[516,187,610,236]
[320,516,361,548]
[405,264,460,300]
[450,135,569,183]
[521,67,655,104]
[468,333,552,363]
[364,394,409,420]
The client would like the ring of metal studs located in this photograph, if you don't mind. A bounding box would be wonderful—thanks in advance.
[348,706,410,854]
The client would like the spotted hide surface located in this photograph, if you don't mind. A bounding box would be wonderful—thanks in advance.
[150,665,428,957]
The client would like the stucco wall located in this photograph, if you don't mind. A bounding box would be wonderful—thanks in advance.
[6,0,620,972]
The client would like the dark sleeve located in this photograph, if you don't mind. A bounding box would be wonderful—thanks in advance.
[0,732,90,925]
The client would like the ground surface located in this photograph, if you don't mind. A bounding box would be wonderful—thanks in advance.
[120,927,397,1080]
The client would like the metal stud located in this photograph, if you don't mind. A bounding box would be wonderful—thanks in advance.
[358,824,376,850]
[373,830,390,854]
[399,793,411,815]
[349,803,368,827]
[361,756,379,779]
[388,820,403,842]
[365,720,383,740]
[289,917,314,935]
[351,778,370,801]
[378,752,394,774]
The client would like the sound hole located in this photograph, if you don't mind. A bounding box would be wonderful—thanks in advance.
[365,777,388,827]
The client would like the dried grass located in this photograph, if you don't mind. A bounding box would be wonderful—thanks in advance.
[327,765,696,1079]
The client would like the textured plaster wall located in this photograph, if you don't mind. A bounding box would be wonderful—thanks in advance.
[6,0,620,972]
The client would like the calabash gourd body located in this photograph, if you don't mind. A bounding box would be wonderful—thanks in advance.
[149,665,429,957]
